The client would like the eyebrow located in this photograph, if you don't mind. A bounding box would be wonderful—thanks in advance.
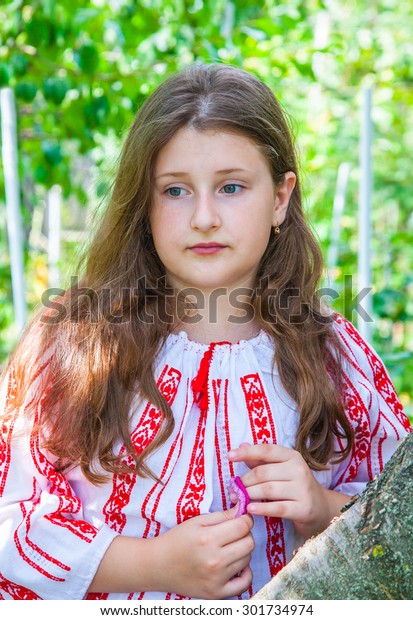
[155,168,251,180]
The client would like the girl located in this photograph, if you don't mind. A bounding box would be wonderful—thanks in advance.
[0,63,410,601]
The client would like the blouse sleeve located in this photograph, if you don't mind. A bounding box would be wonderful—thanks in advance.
[0,361,118,600]
[329,314,412,497]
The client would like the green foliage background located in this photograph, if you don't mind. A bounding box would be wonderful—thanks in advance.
[0,0,412,417]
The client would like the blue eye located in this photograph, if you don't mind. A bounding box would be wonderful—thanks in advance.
[222,184,243,194]
[166,187,185,197]
[165,184,243,197]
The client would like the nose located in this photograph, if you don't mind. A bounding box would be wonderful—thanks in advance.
[190,192,222,232]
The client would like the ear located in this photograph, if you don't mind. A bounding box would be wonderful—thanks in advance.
[272,171,296,226]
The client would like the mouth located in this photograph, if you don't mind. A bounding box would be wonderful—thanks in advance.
[189,243,227,255]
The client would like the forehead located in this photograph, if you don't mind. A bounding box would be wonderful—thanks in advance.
[154,126,269,174]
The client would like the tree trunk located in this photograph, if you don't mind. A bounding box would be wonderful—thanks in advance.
[253,433,413,600]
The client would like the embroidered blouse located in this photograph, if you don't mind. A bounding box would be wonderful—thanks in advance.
[0,314,411,600]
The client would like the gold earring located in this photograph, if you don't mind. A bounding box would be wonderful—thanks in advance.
[274,223,280,235]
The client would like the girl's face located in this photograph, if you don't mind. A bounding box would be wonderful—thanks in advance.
[150,127,295,293]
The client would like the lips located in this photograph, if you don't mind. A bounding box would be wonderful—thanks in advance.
[189,242,227,255]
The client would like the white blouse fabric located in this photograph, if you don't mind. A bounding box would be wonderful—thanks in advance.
[0,314,411,600]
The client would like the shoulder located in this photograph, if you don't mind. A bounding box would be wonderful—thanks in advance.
[0,315,57,418]
[327,312,389,395]
[330,313,411,432]
[328,312,386,381]
[330,312,373,356]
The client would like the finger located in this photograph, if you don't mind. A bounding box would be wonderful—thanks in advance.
[241,463,294,488]
[244,480,297,503]
[246,499,298,520]
[197,510,254,547]
[197,504,240,526]
[221,565,253,599]
[206,512,254,547]
[223,530,255,563]
[229,442,262,470]
[229,550,252,571]
[228,443,295,465]
[241,457,263,470]
[225,553,252,582]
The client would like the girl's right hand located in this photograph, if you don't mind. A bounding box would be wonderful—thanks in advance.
[153,505,255,599]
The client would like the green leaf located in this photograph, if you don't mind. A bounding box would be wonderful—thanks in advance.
[34,164,49,184]
[10,52,29,77]
[0,63,10,87]
[26,17,53,47]
[74,44,100,74]
[41,141,63,166]
[373,288,408,321]
[15,82,38,102]
[43,77,70,105]
[83,95,110,127]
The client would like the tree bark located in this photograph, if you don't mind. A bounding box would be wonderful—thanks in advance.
[253,433,413,600]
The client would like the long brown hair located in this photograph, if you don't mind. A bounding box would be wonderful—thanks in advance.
[2,63,352,484]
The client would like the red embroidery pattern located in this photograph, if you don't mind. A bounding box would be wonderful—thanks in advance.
[212,378,222,413]
[335,314,411,433]
[86,593,108,600]
[137,382,196,602]
[213,378,228,509]
[242,374,263,410]
[0,418,15,496]
[30,403,97,544]
[45,513,98,542]
[103,365,181,533]
[166,593,191,600]
[0,371,19,495]
[241,374,275,443]
[10,400,96,583]
[376,426,387,472]
[14,499,69,582]
[222,379,235,480]
[241,373,286,577]
[337,372,372,485]
[176,408,207,524]
[0,571,41,600]
[141,380,190,540]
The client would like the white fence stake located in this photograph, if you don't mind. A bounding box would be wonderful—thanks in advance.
[358,86,374,342]
[326,162,351,289]
[1,87,27,333]
[47,185,62,289]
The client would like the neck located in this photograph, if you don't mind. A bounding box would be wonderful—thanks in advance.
[172,288,260,344]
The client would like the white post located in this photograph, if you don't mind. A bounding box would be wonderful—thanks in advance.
[0,87,27,332]
[48,185,61,289]
[326,162,351,289]
[221,1,235,43]
[357,86,373,342]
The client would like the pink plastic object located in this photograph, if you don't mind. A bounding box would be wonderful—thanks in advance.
[229,476,250,517]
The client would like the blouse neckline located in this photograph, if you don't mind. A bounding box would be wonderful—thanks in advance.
[165,328,271,354]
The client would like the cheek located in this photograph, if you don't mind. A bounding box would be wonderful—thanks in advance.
[243,220,273,262]
[149,212,163,255]
[150,211,180,260]
[240,211,272,244]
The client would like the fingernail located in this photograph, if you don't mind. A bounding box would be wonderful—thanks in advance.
[248,504,257,512]
[228,450,236,459]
